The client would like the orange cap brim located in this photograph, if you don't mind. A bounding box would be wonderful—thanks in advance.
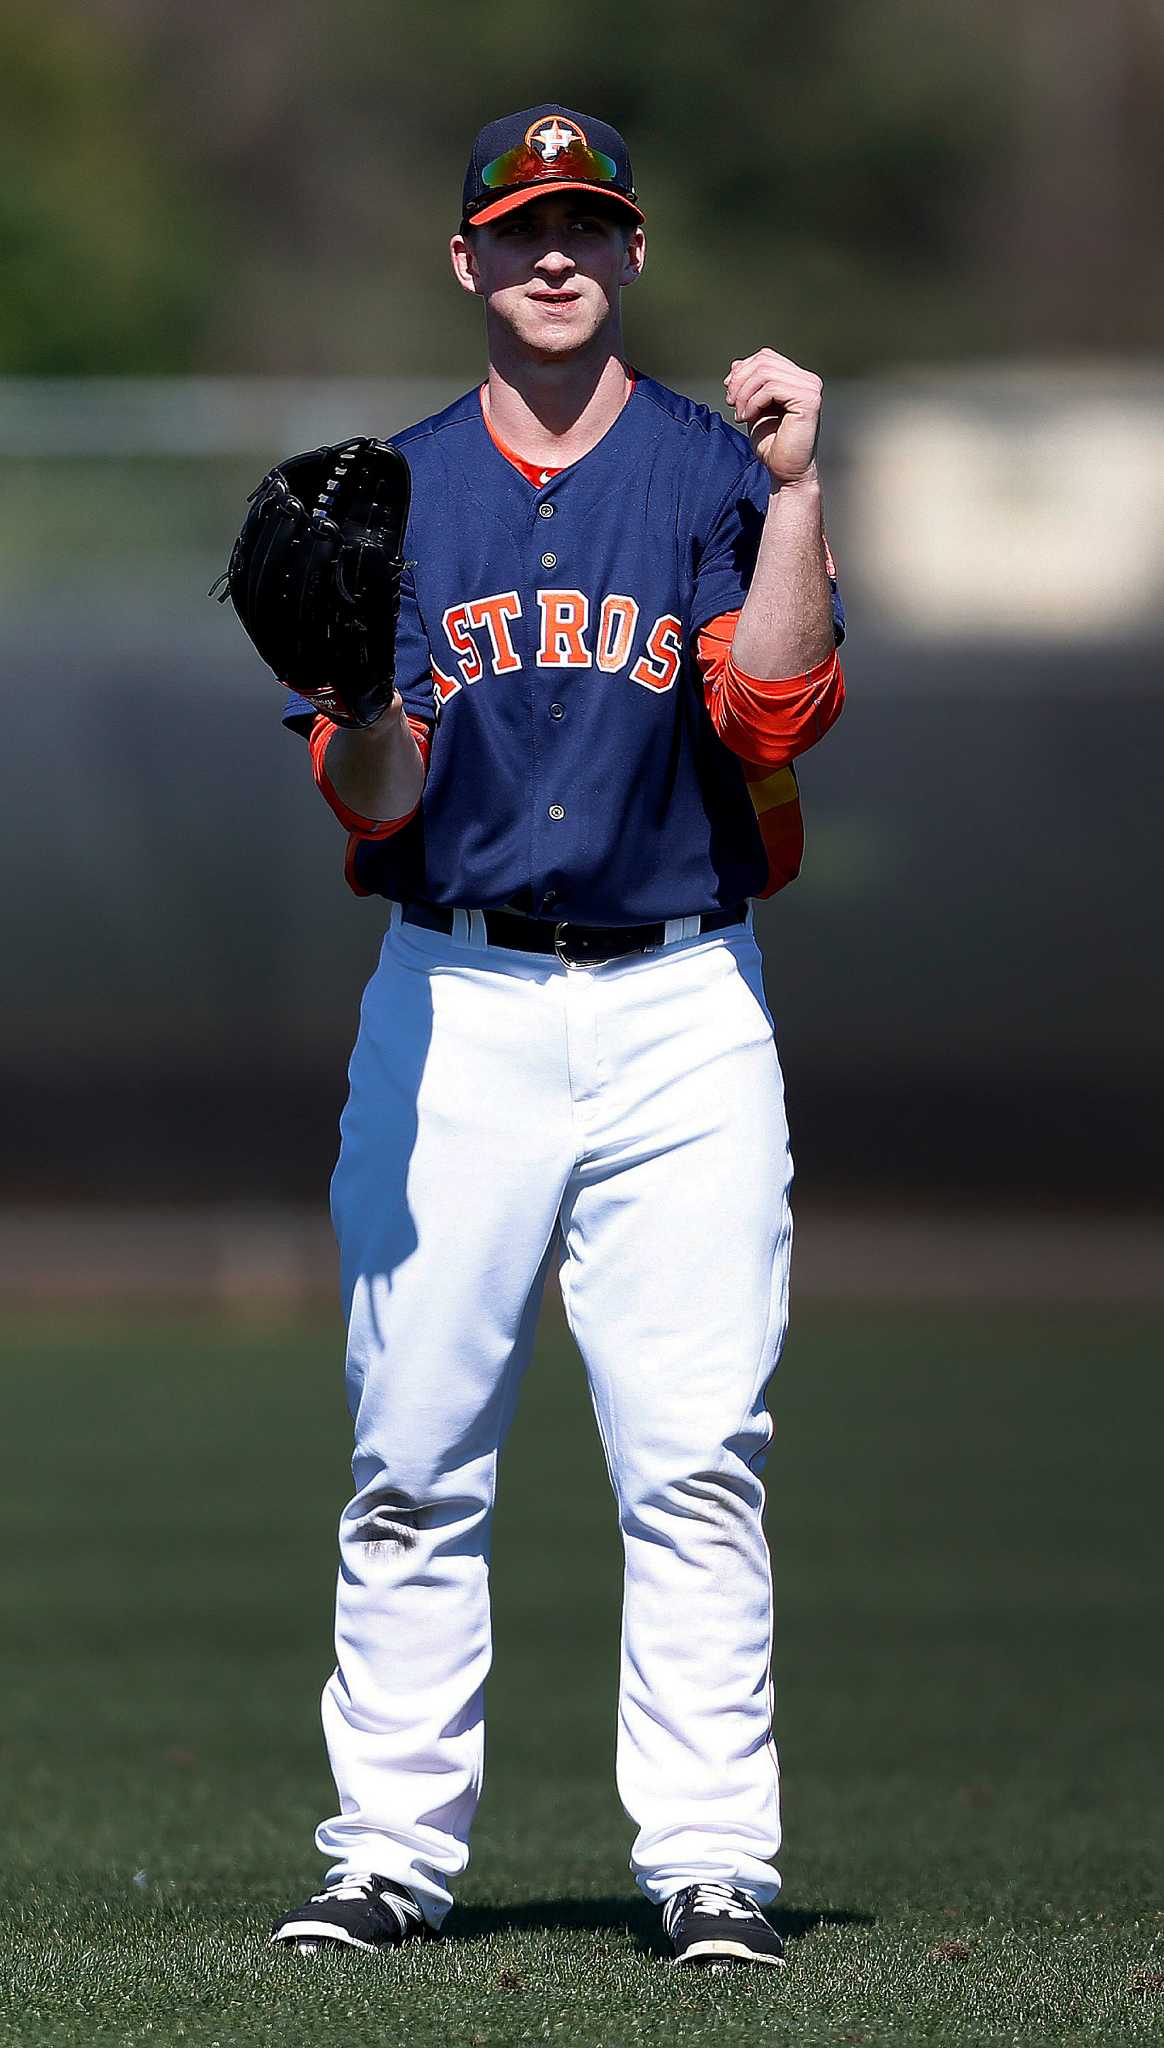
[467,181,645,227]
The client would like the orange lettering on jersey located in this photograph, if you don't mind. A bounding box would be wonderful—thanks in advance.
[442,604,485,685]
[596,594,639,674]
[467,591,522,674]
[431,656,461,710]
[629,614,683,693]
[537,590,592,668]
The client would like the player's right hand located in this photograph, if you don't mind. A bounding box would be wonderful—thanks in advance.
[724,349,822,488]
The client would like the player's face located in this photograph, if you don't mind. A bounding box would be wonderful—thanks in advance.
[451,195,645,359]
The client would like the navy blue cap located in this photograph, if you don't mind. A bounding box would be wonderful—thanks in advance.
[462,105,642,228]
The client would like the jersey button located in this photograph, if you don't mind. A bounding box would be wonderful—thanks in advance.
[548,803,565,821]
[549,702,565,720]
[541,890,559,912]
[538,502,555,518]
[540,552,557,569]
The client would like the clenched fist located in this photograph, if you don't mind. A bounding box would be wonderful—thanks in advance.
[724,349,822,488]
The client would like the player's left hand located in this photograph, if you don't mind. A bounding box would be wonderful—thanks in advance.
[724,349,822,488]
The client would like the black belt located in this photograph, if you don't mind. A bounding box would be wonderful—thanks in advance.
[401,902,747,967]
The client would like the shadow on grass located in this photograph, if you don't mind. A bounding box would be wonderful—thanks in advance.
[449,1896,873,1956]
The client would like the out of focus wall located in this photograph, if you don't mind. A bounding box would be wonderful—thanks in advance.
[6,370,1162,1207]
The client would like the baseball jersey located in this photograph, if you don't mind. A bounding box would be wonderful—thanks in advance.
[284,374,845,924]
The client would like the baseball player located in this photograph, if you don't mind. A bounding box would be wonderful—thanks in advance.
[266,104,846,1968]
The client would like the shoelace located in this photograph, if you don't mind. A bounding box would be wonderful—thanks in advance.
[307,1872,423,1934]
[664,1882,758,1934]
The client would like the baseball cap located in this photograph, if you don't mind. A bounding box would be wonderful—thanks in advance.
[462,105,643,229]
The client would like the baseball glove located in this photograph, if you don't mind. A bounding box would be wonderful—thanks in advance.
[211,437,411,728]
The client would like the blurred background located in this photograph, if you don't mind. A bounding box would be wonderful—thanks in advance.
[2,0,1161,1315]
[1,7,1162,2037]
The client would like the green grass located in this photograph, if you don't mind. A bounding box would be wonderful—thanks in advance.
[0,1299,1161,2045]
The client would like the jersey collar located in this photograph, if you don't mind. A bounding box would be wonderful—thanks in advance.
[476,370,637,489]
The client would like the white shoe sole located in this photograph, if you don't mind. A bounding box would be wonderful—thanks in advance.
[270,1922,377,1953]
[674,1938,786,1967]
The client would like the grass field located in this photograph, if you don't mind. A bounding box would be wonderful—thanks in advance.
[0,1299,1161,2046]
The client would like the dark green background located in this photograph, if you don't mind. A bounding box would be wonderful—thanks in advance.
[3,2,1162,1211]
[2,0,1161,377]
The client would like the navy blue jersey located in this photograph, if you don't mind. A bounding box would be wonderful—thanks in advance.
[284,374,844,924]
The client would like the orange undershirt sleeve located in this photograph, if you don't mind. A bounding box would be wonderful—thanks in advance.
[308,713,431,840]
[697,612,846,771]
[697,611,832,898]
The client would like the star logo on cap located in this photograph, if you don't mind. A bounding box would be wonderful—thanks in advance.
[529,117,584,162]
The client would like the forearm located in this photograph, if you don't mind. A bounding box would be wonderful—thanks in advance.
[729,467,835,679]
[322,693,427,824]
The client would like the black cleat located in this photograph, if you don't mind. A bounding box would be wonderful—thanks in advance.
[663,1881,786,1968]
[270,1871,431,1954]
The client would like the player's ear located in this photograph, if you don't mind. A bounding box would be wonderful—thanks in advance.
[450,230,482,297]
[621,226,646,288]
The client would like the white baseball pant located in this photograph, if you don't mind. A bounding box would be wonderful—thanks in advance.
[318,905,792,1927]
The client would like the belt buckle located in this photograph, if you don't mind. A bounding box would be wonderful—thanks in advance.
[554,921,614,970]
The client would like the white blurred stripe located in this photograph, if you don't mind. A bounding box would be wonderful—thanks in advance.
[0,378,466,457]
[2,365,1162,643]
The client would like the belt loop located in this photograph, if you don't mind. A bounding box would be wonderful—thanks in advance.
[682,912,701,941]
[663,918,684,947]
[389,900,403,934]
[468,908,488,948]
[452,907,471,943]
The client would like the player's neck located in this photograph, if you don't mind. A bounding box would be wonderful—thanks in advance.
[482,341,631,469]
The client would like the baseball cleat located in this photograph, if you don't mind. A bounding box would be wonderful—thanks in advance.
[270,1872,431,1953]
[663,1881,786,1967]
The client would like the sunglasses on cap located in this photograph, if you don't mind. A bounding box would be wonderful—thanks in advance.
[480,137,621,193]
